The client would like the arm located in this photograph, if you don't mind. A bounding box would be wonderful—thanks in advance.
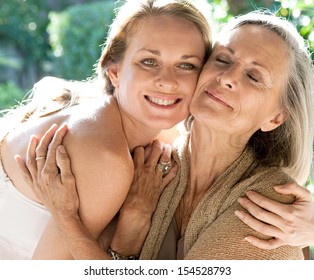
[109,141,177,256]
[185,183,304,260]
[16,124,112,259]
[16,126,176,259]
[17,122,133,259]
[234,183,314,249]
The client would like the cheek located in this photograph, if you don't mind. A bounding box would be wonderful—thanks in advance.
[181,75,200,98]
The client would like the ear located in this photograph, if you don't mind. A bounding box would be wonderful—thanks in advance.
[106,62,120,88]
[260,110,288,132]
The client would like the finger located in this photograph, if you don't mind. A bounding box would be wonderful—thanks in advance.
[274,183,312,201]
[14,155,33,186]
[36,124,59,172]
[237,196,287,230]
[147,140,163,168]
[133,146,145,169]
[56,145,75,186]
[245,190,293,220]
[45,123,68,171]
[159,144,172,164]
[161,162,178,189]
[235,209,283,237]
[244,235,283,250]
[25,135,39,180]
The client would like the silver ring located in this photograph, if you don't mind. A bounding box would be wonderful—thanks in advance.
[35,156,46,161]
[157,161,171,176]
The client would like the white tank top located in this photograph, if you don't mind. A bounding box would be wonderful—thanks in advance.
[0,141,50,259]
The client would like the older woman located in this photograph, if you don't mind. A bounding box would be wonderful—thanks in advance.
[0,0,211,259]
[138,12,314,259]
[17,11,314,259]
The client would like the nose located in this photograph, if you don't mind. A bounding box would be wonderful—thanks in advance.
[155,67,178,92]
[217,66,239,90]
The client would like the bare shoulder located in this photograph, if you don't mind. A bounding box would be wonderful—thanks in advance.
[61,97,134,237]
[65,96,128,155]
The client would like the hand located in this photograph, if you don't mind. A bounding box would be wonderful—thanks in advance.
[122,140,178,217]
[15,123,79,222]
[235,182,314,249]
[110,140,178,256]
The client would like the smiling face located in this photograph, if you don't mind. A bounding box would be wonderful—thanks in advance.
[190,24,290,139]
[107,15,206,130]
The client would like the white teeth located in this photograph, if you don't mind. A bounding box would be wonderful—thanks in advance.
[147,97,176,106]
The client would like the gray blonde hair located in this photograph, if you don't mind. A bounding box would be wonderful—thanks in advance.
[228,12,314,185]
[97,0,212,94]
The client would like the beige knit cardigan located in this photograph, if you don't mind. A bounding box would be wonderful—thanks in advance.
[140,137,303,260]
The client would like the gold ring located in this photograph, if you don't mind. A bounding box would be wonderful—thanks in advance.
[35,156,46,161]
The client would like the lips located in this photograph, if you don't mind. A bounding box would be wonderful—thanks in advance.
[205,89,233,110]
[145,96,180,106]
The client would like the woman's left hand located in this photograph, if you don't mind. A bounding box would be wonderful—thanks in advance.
[14,123,79,221]
[235,182,314,249]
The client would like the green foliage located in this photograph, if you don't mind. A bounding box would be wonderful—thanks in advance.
[0,49,23,70]
[0,82,25,111]
[0,0,50,63]
[276,1,314,61]
[48,1,115,80]
[207,0,314,62]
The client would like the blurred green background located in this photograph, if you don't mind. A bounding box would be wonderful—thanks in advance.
[0,0,313,258]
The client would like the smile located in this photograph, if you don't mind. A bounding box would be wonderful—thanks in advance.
[205,90,233,110]
[146,96,179,106]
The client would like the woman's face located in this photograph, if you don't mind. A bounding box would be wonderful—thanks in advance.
[190,24,289,138]
[108,15,206,130]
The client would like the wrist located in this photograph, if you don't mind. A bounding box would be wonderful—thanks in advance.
[110,211,151,256]
[53,212,81,233]
[107,247,139,260]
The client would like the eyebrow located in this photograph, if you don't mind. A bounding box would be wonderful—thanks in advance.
[222,46,271,74]
[137,48,203,61]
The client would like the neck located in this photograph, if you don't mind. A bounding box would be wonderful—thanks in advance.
[118,111,162,152]
[188,120,247,192]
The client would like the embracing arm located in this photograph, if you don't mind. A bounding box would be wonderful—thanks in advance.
[16,125,176,259]
[108,142,177,257]
[234,183,314,249]
[17,123,133,259]
[184,178,305,260]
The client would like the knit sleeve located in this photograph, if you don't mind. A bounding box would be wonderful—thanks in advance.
[184,170,304,260]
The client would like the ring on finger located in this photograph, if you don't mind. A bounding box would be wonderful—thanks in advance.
[35,156,46,161]
[157,161,171,176]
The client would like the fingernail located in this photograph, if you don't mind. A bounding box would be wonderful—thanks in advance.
[58,145,66,154]
[244,237,252,243]
[235,210,244,220]
[237,197,244,204]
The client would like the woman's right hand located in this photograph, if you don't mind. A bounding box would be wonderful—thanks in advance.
[14,124,79,222]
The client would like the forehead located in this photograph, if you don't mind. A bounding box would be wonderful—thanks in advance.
[217,24,290,74]
[130,14,203,42]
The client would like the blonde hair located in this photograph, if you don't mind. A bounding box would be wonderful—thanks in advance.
[98,0,212,94]
[227,12,314,185]
[1,0,212,127]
